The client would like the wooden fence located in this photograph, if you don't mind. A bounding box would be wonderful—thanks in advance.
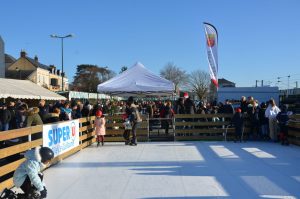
[0,113,299,192]
[174,114,250,141]
[287,114,300,146]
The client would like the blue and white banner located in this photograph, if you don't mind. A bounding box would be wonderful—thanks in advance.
[43,120,80,157]
[204,22,218,88]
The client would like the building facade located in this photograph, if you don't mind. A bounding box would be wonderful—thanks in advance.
[6,51,69,91]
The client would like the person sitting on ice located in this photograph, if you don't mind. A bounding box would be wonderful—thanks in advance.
[13,146,54,198]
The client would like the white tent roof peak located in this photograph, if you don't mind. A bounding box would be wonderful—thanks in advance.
[97,62,175,96]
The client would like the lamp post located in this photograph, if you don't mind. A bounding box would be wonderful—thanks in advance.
[50,34,73,91]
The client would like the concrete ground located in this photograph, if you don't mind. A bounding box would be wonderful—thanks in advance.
[42,141,300,199]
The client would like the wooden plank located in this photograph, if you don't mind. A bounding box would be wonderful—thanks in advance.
[174,114,233,119]
[103,136,147,142]
[0,128,31,141]
[0,139,42,159]
[0,178,14,193]
[79,124,95,132]
[104,137,125,142]
[288,130,300,138]
[106,123,126,127]
[0,158,25,177]
[79,132,96,141]
[174,128,233,134]
[0,126,42,141]
[30,125,43,134]
[289,114,300,120]
[288,122,300,129]
[106,129,126,134]
[79,116,95,123]
[175,121,230,127]
[106,123,148,128]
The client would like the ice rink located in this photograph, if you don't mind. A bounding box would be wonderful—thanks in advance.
[44,142,300,199]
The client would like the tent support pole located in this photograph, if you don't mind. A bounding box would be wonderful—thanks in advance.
[172,93,176,142]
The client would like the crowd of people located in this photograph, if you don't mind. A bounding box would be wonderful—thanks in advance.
[0,94,292,145]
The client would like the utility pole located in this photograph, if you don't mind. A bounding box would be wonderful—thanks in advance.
[287,75,290,97]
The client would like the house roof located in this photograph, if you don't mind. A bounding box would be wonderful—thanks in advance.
[25,56,50,70]
[218,78,235,85]
[5,54,16,63]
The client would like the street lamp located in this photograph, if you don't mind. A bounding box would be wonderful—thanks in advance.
[50,34,73,91]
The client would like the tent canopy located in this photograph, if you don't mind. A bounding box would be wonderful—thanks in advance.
[0,78,66,100]
[97,62,175,96]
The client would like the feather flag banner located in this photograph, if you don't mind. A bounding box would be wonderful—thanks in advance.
[204,22,218,88]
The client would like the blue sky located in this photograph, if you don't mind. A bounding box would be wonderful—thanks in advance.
[1,0,300,89]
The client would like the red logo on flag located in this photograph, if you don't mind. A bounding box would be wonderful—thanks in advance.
[207,34,215,47]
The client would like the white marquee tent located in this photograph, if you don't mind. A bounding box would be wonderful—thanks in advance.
[0,78,66,100]
[97,62,175,96]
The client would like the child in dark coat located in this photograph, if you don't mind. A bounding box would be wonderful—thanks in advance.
[231,108,244,142]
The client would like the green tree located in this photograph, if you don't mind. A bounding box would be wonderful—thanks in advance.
[72,64,115,92]
[120,66,128,74]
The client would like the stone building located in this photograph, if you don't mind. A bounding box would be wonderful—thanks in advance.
[6,50,69,91]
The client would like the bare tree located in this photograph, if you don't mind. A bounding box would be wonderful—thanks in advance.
[188,70,211,101]
[160,62,188,92]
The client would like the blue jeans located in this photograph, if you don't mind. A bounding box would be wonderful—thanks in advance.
[260,124,268,136]
[1,123,9,131]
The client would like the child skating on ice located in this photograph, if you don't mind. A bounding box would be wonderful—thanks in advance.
[95,110,106,146]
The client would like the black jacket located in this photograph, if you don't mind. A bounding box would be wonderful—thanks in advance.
[0,109,12,124]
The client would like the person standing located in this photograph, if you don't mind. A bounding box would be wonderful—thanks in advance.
[126,96,142,146]
[276,105,290,145]
[231,108,244,142]
[161,101,174,135]
[259,102,269,140]
[0,103,11,131]
[95,110,106,146]
[26,107,43,127]
[265,99,281,141]
[38,100,49,123]
[240,96,248,113]
[7,101,17,130]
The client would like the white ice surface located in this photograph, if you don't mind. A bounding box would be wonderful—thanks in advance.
[39,142,300,199]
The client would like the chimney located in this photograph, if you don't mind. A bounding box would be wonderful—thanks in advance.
[34,55,38,62]
[57,69,60,76]
[20,50,26,58]
[49,65,54,73]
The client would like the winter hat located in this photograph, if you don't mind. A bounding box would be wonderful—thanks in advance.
[183,92,189,99]
[96,110,102,117]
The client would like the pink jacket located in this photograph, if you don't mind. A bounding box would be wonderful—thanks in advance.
[95,117,106,135]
